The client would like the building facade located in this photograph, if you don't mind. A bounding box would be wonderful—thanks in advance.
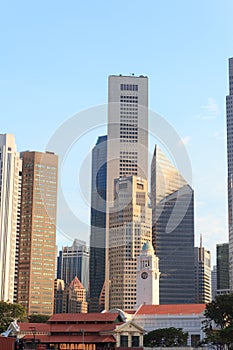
[151,145,195,304]
[211,265,217,300]
[194,242,211,303]
[57,239,89,293]
[136,241,160,307]
[226,57,233,290]
[0,134,22,303]
[217,243,229,293]
[106,74,149,309]
[17,151,58,315]
[109,176,151,310]
[89,135,107,312]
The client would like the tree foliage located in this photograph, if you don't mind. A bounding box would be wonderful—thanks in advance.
[28,314,50,323]
[203,293,233,348]
[0,301,26,333]
[144,327,188,347]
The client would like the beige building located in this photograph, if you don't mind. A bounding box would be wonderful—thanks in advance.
[0,134,22,303]
[109,176,151,310]
[17,151,58,315]
[106,74,149,309]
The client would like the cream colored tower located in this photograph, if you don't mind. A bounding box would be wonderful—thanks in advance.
[136,241,160,308]
[106,75,149,309]
[0,134,22,302]
[108,176,151,310]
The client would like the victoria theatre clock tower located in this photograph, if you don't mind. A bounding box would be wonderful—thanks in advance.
[136,241,160,307]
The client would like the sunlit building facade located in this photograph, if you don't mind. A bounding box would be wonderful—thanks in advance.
[0,134,22,302]
[109,176,151,310]
[17,151,58,315]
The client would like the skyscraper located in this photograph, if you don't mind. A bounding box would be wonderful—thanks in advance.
[151,145,195,304]
[0,134,22,303]
[216,243,229,292]
[226,57,233,290]
[109,176,151,310]
[106,74,149,309]
[57,239,89,293]
[89,135,107,312]
[194,239,211,303]
[17,151,58,315]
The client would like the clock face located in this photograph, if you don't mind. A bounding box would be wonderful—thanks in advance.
[141,271,148,279]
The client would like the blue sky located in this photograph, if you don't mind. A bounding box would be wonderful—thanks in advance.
[1,0,233,264]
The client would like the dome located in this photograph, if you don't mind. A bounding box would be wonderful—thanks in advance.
[141,241,154,253]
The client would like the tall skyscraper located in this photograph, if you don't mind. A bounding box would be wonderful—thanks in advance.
[89,135,107,312]
[109,176,151,310]
[17,151,58,315]
[0,134,22,303]
[106,74,149,309]
[217,243,229,292]
[57,239,89,293]
[151,145,195,304]
[211,265,217,300]
[194,238,211,303]
[226,57,233,290]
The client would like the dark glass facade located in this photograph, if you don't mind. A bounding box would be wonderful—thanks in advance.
[89,135,107,312]
[217,243,229,290]
[151,145,195,304]
[155,186,195,304]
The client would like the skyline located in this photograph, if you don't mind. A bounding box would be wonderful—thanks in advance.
[1,1,233,265]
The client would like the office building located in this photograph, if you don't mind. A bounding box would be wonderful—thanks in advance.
[57,239,89,293]
[106,74,149,309]
[217,243,229,293]
[226,57,233,290]
[194,238,211,303]
[17,151,58,315]
[89,135,107,312]
[0,134,22,303]
[151,145,195,304]
[109,176,151,310]
[62,276,88,313]
[211,265,217,300]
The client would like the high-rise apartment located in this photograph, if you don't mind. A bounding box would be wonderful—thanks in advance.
[17,151,58,315]
[216,243,229,292]
[0,134,22,302]
[89,135,107,312]
[57,239,89,293]
[106,74,149,309]
[194,239,211,303]
[226,57,233,290]
[109,176,151,310]
[151,145,195,304]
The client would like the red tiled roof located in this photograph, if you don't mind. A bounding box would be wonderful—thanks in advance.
[18,323,50,332]
[50,323,120,333]
[48,312,120,323]
[135,304,206,315]
[23,334,116,343]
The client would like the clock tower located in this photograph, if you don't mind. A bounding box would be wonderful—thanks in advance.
[136,241,160,307]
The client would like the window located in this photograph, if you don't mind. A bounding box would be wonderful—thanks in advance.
[120,335,128,348]
[132,336,139,347]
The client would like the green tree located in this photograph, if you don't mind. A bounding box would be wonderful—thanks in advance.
[203,293,233,349]
[0,301,26,333]
[28,314,50,323]
[144,327,188,347]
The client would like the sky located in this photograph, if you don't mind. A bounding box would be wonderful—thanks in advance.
[1,0,233,265]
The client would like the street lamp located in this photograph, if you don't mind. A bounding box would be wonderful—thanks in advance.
[80,329,85,350]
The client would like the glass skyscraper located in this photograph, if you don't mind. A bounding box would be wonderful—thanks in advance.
[89,135,107,312]
[151,145,195,304]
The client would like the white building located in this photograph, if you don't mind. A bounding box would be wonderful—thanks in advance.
[132,304,206,347]
[226,57,233,290]
[106,75,149,309]
[0,134,22,302]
